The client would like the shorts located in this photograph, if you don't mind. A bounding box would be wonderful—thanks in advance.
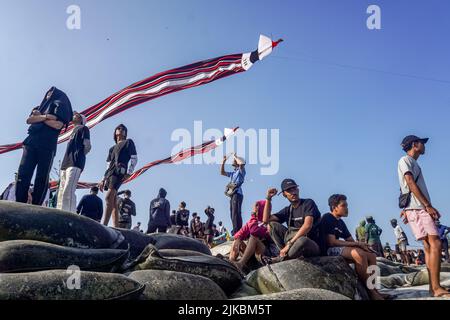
[397,240,407,252]
[105,174,124,191]
[405,209,439,240]
[327,247,345,256]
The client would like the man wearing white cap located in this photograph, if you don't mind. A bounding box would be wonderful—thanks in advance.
[221,153,246,235]
[57,112,91,212]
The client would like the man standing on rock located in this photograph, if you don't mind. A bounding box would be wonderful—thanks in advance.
[147,188,170,233]
[117,190,136,230]
[398,135,450,297]
[262,178,321,261]
[320,194,385,300]
[390,219,410,265]
[57,111,91,212]
[221,153,246,236]
[16,87,72,206]
[99,124,138,227]
[365,216,383,257]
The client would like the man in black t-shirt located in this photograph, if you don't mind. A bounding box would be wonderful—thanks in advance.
[204,206,215,246]
[16,87,72,206]
[262,179,321,261]
[175,201,190,234]
[57,112,91,212]
[117,190,136,229]
[76,186,103,222]
[99,124,137,227]
[320,194,385,300]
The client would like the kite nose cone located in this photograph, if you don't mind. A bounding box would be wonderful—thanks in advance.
[272,39,284,48]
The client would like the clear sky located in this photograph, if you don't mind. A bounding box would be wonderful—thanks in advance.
[1,0,450,247]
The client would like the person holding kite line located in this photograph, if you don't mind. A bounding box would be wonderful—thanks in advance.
[99,124,137,227]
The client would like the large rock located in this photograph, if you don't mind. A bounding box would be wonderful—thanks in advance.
[114,228,155,260]
[150,233,211,255]
[233,288,351,300]
[246,256,363,299]
[379,273,408,288]
[377,261,421,276]
[128,270,227,300]
[211,241,233,257]
[229,281,260,299]
[380,279,450,300]
[405,270,450,286]
[130,244,242,295]
[0,240,129,273]
[0,201,124,249]
[0,270,144,300]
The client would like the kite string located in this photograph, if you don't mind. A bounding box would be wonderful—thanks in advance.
[271,52,450,85]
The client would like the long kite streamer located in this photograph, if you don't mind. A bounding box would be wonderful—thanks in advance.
[0,35,282,155]
[49,127,239,191]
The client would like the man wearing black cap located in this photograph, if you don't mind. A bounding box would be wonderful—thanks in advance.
[99,124,138,227]
[262,178,321,260]
[117,190,136,230]
[397,135,450,297]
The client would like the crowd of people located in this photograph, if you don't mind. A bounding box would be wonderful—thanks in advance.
[1,88,450,299]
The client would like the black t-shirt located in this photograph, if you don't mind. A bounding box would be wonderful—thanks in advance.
[61,125,90,170]
[105,139,137,177]
[76,194,103,222]
[176,209,190,226]
[24,105,64,151]
[273,199,321,242]
[118,197,136,223]
[320,213,352,254]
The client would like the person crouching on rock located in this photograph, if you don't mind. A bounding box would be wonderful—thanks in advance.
[320,194,385,300]
[230,200,277,272]
[99,124,137,227]
[262,179,321,262]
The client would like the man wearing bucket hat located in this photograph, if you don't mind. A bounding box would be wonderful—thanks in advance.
[397,135,450,297]
[221,153,246,235]
[262,178,321,261]
[57,111,91,212]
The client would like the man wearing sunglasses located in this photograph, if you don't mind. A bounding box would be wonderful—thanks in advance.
[262,178,321,261]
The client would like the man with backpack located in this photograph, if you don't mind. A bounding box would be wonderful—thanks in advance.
[16,87,72,206]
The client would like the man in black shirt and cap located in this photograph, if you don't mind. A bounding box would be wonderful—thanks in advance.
[117,189,136,229]
[263,178,321,261]
[16,87,72,205]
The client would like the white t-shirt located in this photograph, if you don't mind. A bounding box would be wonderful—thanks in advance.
[394,225,406,241]
[397,155,430,210]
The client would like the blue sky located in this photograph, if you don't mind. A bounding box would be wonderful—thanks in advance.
[1,0,450,247]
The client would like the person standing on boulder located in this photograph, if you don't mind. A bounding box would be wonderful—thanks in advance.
[355,220,367,243]
[117,190,136,230]
[365,216,383,257]
[221,153,246,235]
[76,186,103,222]
[204,206,215,247]
[57,111,91,212]
[175,201,190,233]
[397,135,450,297]
[147,188,170,233]
[390,219,410,265]
[262,179,321,261]
[16,87,72,206]
[320,194,385,300]
[99,124,138,227]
